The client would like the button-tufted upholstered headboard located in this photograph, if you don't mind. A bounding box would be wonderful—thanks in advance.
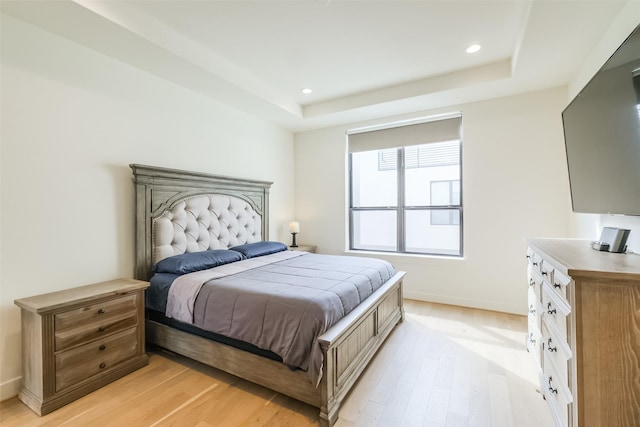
[131,164,272,280]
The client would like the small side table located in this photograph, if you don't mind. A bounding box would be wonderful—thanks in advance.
[14,278,149,415]
[288,244,317,253]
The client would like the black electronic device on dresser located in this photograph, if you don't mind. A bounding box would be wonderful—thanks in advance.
[591,226,631,253]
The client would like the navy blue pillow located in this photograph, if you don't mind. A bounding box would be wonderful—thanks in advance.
[152,249,245,275]
[229,241,287,259]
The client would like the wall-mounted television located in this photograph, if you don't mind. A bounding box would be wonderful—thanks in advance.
[562,24,640,215]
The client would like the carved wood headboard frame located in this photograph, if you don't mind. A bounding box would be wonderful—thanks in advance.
[130,164,272,281]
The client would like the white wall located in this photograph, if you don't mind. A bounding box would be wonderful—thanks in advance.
[566,1,640,252]
[294,87,570,315]
[0,14,295,400]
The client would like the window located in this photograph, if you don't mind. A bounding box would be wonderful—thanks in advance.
[348,116,463,256]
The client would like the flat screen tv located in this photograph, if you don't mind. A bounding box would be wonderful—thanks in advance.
[562,24,640,215]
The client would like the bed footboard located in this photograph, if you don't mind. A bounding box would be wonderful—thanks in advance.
[318,271,405,426]
[146,271,404,427]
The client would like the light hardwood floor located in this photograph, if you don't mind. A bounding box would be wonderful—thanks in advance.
[0,300,554,427]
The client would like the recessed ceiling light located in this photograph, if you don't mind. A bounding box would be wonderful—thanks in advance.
[466,44,481,54]
[301,88,313,94]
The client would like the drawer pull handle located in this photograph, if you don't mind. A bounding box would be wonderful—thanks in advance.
[553,283,561,289]
[98,308,105,314]
[542,271,548,276]
[529,279,535,287]
[526,255,531,260]
[99,362,106,369]
[547,377,558,394]
[99,344,106,351]
[529,337,536,345]
[533,262,539,267]
[528,305,536,314]
[547,303,556,315]
[547,338,557,352]
[98,326,106,332]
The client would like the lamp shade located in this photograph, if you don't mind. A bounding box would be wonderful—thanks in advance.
[289,221,300,233]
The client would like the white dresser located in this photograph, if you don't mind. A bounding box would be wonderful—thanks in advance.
[526,238,640,427]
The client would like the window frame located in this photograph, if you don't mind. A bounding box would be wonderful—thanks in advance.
[348,142,463,257]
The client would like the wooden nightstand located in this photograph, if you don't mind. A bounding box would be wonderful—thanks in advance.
[14,278,149,416]
[288,244,317,253]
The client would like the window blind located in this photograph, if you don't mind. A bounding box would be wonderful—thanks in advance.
[378,140,460,170]
[348,115,462,153]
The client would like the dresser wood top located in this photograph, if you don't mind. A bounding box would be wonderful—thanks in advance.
[14,278,149,314]
[527,238,640,281]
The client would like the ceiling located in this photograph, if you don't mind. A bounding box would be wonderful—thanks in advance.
[1,0,629,132]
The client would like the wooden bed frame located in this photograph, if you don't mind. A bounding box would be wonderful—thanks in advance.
[131,164,405,426]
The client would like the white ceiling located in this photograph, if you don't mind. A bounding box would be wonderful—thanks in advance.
[1,0,629,132]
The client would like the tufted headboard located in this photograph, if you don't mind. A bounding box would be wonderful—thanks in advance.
[131,164,272,280]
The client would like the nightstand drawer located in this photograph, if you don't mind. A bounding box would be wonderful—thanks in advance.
[55,327,139,392]
[55,293,137,331]
[55,295,138,351]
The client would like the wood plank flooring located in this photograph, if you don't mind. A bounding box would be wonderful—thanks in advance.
[0,300,554,427]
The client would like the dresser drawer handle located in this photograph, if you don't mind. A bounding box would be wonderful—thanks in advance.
[98,308,105,314]
[99,362,106,369]
[548,376,558,394]
[547,338,557,352]
[547,303,556,315]
[99,344,106,351]
[98,326,106,332]
[528,305,536,314]
[533,262,539,267]
[553,282,561,289]
[542,271,548,276]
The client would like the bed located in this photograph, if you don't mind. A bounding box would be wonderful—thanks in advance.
[131,164,405,426]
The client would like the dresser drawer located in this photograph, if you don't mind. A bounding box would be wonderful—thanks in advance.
[542,319,571,388]
[528,287,542,335]
[527,267,543,306]
[528,250,543,273]
[542,283,570,342]
[527,320,542,365]
[550,269,571,303]
[539,260,554,284]
[543,359,571,427]
[55,327,139,392]
[55,295,138,351]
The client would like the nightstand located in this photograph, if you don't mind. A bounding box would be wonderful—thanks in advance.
[288,244,317,253]
[14,278,149,415]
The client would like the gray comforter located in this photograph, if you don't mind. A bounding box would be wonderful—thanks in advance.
[167,251,396,385]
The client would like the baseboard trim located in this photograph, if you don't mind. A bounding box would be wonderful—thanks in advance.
[403,291,524,316]
[1,376,21,402]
